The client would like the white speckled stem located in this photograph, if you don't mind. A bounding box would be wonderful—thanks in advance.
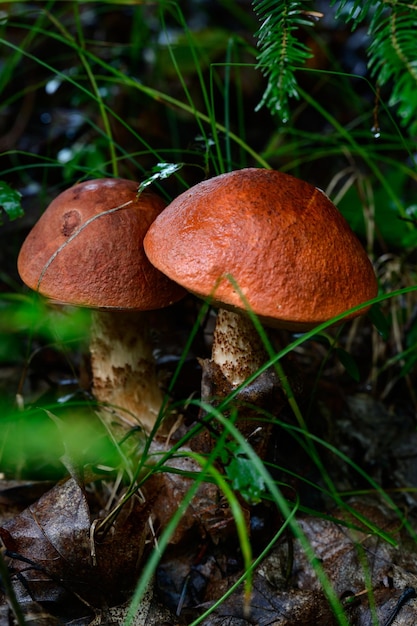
[211,308,269,387]
[89,310,163,432]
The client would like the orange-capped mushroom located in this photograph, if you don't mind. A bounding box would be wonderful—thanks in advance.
[144,168,378,386]
[18,178,185,431]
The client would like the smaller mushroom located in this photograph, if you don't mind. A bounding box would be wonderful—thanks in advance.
[144,168,378,393]
[17,178,185,433]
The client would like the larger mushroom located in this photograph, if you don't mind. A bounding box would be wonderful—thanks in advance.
[17,178,185,432]
[143,168,378,390]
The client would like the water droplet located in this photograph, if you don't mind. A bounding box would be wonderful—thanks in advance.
[371,125,381,139]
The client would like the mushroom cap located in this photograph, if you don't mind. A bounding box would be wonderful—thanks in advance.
[143,168,378,330]
[18,178,185,310]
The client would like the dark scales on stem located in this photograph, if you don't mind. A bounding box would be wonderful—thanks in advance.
[191,357,286,460]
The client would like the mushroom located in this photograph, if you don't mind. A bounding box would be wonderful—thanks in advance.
[17,178,185,432]
[143,168,378,392]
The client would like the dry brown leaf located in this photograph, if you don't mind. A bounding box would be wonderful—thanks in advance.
[0,477,150,620]
[168,498,417,625]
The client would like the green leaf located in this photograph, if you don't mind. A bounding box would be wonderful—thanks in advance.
[335,347,360,381]
[226,446,266,504]
[0,294,90,344]
[369,303,391,340]
[0,181,23,224]
[138,162,184,193]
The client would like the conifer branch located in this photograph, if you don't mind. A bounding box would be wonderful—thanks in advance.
[254,0,417,136]
[333,0,417,135]
[253,0,317,123]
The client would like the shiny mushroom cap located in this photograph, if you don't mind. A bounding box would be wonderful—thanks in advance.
[18,178,185,310]
[143,168,378,330]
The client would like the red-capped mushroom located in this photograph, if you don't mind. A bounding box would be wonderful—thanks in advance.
[143,168,378,388]
[18,178,185,432]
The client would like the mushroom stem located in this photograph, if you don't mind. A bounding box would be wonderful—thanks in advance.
[196,307,282,460]
[211,308,269,387]
[89,309,163,432]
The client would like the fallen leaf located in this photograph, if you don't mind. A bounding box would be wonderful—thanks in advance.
[1,477,150,620]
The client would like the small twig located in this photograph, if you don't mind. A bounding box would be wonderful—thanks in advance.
[36,199,134,290]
